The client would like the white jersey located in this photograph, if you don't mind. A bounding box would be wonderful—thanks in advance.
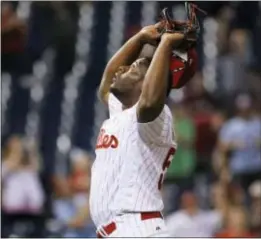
[89,93,177,228]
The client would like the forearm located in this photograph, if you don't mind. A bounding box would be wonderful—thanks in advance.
[139,39,173,110]
[98,32,145,103]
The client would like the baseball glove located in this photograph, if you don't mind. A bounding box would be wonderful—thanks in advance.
[159,2,206,89]
[159,2,207,48]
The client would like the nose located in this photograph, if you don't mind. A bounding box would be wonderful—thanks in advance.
[115,66,128,78]
[118,66,127,73]
[115,71,121,78]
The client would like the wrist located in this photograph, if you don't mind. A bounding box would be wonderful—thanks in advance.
[136,31,147,45]
[161,33,185,48]
[159,37,173,50]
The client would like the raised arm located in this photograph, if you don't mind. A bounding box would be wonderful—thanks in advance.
[137,32,185,123]
[98,24,163,105]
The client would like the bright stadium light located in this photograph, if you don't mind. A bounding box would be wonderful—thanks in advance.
[141,1,158,27]
[24,48,56,139]
[1,73,12,132]
[31,85,44,102]
[55,3,95,174]
[172,4,186,21]
[16,1,31,20]
[106,2,126,60]
[204,42,218,58]
[33,61,47,79]
[72,61,87,78]
[90,2,127,152]
[57,134,71,153]
[202,17,218,93]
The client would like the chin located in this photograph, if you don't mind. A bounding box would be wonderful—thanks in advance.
[110,85,122,96]
[109,83,116,93]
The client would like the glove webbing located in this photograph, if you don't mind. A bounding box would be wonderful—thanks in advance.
[159,2,207,41]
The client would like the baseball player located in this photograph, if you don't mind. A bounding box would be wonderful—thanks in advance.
[89,5,201,238]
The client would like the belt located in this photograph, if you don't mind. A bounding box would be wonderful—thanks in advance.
[96,211,163,238]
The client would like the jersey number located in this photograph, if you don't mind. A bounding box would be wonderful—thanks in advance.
[158,147,176,190]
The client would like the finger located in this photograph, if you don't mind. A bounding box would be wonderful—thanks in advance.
[154,31,162,38]
[164,32,185,41]
[155,21,165,31]
[155,21,165,27]
[174,32,185,41]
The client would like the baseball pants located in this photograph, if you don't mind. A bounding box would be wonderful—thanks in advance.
[96,212,170,238]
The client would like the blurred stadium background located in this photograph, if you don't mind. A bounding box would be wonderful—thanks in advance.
[1,1,261,238]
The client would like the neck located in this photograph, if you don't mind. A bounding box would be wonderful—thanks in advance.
[120,94,140,109]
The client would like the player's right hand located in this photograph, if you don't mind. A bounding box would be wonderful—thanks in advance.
[139,22,164,46]
[161,32,185,47]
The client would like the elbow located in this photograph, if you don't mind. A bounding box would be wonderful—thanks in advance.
[97,87,103,101]
[97,87,108,104]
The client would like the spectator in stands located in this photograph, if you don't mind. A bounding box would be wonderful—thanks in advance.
[248,180,261,236]
[52,175,72,226]
[52,148,95,237]
[215,207,256,237]
[165,190,223,237]
[164,103,196,213]
[217,29,251,97]
[1,135,45,237]
[217,92,261,200]
[67,149,93,231]
[1,2,27,74]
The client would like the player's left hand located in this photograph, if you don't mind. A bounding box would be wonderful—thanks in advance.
[139,22,164,46]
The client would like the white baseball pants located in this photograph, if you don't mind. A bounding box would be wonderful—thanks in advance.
[97,213,170,238]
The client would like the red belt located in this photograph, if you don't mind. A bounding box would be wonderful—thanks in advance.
[96,211,163,238]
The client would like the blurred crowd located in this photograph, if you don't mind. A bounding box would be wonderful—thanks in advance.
[2,135,96,237]
[164,91,261,237]
[1,1,261,238]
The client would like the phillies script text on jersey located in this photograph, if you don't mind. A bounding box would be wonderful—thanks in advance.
[96,129,119,149]
[89,93,177,228]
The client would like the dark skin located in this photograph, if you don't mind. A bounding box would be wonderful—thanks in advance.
[98,23,186,123]
[110,57,150,108]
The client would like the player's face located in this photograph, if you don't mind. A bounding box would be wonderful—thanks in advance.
[110,58,150,96]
